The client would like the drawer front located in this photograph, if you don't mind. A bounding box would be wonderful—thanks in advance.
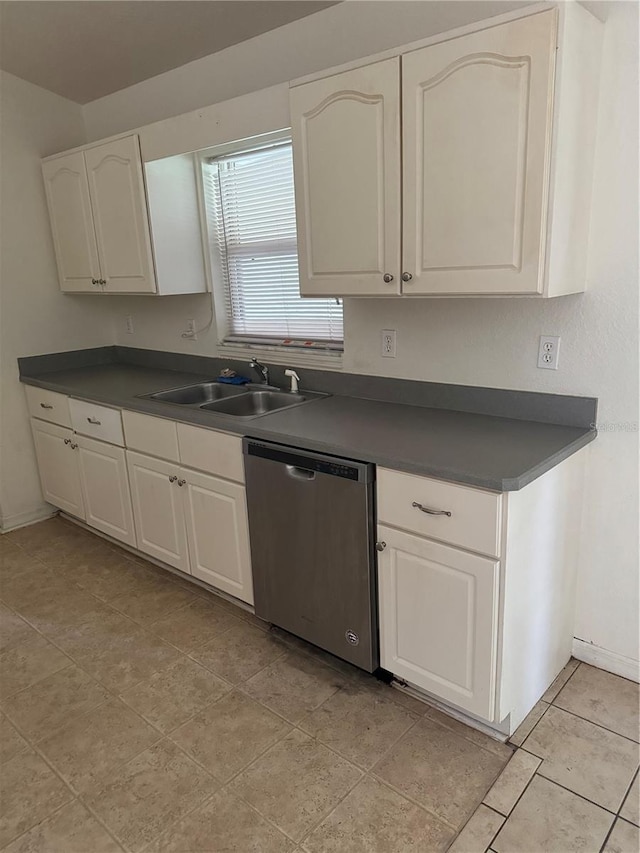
[377,467,502,557]
[69,398,124,446]
[177,423,244,483]
[122,410,179,462]
[25,386,71,428]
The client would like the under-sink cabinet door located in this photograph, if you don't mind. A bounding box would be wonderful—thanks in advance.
[77,436,135,547]
[30,419,85,519]
[377,524,499,719]
[126,451,189,572]
[84,136,157,294]
[401,10,557,295]
[41,152,101,292]
[290,57,401,296]
[181,468,253,605]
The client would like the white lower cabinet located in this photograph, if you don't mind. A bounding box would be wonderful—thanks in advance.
[182,468,253,605]
[377,524,499,719]
[77,436,135,547]
[126,451,190,573]
[125,449,254,604]
[30,419,85,520]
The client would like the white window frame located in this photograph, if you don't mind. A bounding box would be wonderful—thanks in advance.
[197,130,343,370]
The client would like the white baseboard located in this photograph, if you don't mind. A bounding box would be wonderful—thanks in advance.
[572,638,640,683]
[0,505,58,534]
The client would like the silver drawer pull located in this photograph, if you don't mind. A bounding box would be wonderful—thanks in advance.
[177,479,186,487]
[40,403,54,409]
[169,475,178,483]
[70,442,78,450]
[412,501,451,517]
[64,438,71,445]
[87,417,101,425]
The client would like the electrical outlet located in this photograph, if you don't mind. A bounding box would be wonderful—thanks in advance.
[125,315,134,335]
[382,329,396,358]
[538,335,560,370]
[183,318,197,341]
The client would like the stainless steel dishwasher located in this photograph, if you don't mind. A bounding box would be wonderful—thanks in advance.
[243,438,378,672]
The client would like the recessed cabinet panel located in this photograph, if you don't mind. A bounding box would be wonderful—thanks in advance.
[30,420,85,519]
[77,436,135,546]
[126,451,189,572]
[378,525,499,719]
[291,58,401,296]
[182,468,253,604]
[84,136,156,293]
[41,152,100,292]
[402,10,557,294]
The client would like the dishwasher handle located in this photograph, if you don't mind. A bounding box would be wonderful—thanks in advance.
[285,464,316,482]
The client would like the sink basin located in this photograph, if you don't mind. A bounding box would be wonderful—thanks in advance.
[201,390,309,417]
[148,382,246,406]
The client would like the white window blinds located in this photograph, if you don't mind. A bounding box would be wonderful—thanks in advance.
[202,140,343,348]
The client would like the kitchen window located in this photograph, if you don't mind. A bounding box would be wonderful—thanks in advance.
[201,137,343,354]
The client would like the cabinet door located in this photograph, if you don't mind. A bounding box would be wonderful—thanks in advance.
[77,436,135,547]
[126,451,189,572]
[30,420,85,519]
[290,58,401,296]
[402,10,557,295]
[181,468,253,604]
[84,136,157,293]
[377,525,499,719]
[41,152,101,292]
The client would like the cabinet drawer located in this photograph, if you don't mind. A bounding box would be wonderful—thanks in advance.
[69,398,124,446]
[177,423,244,483]
[122,410,179,462]
[377,468,502,557]
[25,386,71,428]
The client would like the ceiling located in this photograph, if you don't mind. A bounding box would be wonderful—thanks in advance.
[0,1,337,104]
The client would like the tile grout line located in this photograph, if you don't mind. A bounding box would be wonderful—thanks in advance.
[3,715,129,853]
[533,768,626,817]
[545,701,640,746]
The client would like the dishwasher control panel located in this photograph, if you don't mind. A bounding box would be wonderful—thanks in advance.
[245,439,373,482]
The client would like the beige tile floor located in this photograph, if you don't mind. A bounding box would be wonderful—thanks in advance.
[0,516,513,852]
[0,517,637,852]
[450,660,640,853]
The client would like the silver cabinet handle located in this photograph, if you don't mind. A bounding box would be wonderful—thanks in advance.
[383,273,394,283]
[376,541,387,551]
[91,278,99,286]
[401,272,413,282]
[64,438,71,445]
[70,442,78,450]
[169,475,178,483]
[412,501,451,517]
[177,479,186,487]
[99,279,106,286]
[87,417,101,425]
[40,403,54,409]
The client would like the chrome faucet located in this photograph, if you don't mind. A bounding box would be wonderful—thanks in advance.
[249,359,270,385]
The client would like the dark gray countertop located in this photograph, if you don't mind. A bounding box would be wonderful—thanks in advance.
[20,362,595,491]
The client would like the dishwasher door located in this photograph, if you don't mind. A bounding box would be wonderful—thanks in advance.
[244,439,377,672]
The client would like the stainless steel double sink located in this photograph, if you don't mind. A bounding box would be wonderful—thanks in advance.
[142,381,327,419]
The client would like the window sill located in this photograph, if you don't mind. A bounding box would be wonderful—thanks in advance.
[217,341,343,371]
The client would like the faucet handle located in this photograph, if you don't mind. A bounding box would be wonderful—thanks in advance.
[285,369,300,393]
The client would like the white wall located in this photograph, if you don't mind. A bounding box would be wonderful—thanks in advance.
[0,71,116,530]
[81,1,639,672]
[83,0,531,141]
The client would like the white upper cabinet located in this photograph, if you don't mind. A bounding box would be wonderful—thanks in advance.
[402,12,555,295]
[41,152,101,292]
[84,136,156,293]
[42,136,208,296]
[290,58,401,297]
[290,5,602,298]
